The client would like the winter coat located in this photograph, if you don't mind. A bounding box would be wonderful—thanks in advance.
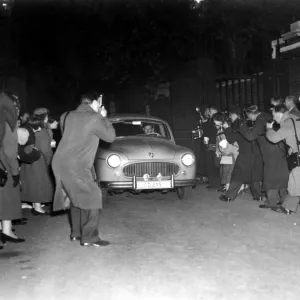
[289,106,300,118]
[266,112,300,196]
[0,92,18,147]
[52,104,116,211]
[225,118,263,183]
[267,112,300,155]
[0,122,21,220]
[240,113,289,191]
[35,128,53,166]
[20,128,54,204]
[202,119,217,145]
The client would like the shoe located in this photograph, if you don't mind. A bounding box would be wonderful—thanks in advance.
[271,207,292,215]
[12,218,27,226]
[219,195,234,202]
[1,233,25,243]
[22,203,32,209]
[217,187,226,192]
[259,204,269,209]
[31,209,49,216]
[80,240,110,247]
[70,236,80,242]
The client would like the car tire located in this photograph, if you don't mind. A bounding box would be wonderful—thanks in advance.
[176,186,192,200]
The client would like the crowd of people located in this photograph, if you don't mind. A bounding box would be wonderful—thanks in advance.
[1,89,300,251]
[201,95,300,215]
[0,91,58,249]
[0,91,116,250]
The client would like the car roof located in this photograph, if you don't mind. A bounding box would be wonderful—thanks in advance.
[108,114,168,123]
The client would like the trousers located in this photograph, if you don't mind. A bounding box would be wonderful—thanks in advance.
[70,205,101,243]
[205,149,220,188]
[226,181,261,200]
[264,188,287,209]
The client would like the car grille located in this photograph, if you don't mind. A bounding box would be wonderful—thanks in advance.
[123,162,179,177]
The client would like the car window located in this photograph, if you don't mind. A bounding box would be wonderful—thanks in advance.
[112,120,171,140]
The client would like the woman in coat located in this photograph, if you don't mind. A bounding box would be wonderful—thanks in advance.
[0,92,25,244]
[33,107,58,148]
[20,116,54,215]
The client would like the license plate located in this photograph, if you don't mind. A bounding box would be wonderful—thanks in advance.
[136,180,172,190]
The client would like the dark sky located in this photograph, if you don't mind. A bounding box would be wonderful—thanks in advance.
[4,0,300,94]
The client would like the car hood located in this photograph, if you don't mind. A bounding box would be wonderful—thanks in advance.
[98,136,178,160]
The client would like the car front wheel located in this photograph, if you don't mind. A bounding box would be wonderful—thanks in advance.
[176,186,192,200]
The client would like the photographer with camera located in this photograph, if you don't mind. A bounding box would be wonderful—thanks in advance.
[212,112,236,192]
[219,106,263,202]
[266,104,300,214]
[239,105,289,209]
[202,106,220,189]
[52,92,116,247]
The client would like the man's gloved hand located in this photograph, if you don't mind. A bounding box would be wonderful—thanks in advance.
[12,174,20,187]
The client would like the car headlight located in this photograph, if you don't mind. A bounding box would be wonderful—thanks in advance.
[107,154,121,168]
[181,153,195,167]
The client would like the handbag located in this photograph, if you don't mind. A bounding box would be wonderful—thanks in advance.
[287,119,300,171]
[0,159,8,188]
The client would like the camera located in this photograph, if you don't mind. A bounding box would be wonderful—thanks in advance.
[223,111,232,124]
[192,106,204,139]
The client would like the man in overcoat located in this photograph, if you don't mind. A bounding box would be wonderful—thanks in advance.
[52,92,116,247]
[202,106,220,189]
[239,105,289,209]
[266,105,300,214]
[220,106,263,202]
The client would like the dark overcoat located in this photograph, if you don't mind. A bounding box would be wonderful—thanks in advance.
[52,104,116,211]
[202,119,217,144]
[225,118,263,183]
[20,128,54,204]
[0,93,17,147]
[239,113,289,191]
[0,122,21,220]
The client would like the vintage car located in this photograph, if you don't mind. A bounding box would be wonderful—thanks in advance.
[95,114,197,201]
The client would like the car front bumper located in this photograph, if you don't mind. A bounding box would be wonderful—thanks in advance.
[99,179,196,190]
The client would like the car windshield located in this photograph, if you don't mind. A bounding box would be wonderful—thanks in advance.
[112,119,171,140]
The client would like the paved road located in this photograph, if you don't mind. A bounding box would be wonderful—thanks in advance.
[1,186,300,300]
